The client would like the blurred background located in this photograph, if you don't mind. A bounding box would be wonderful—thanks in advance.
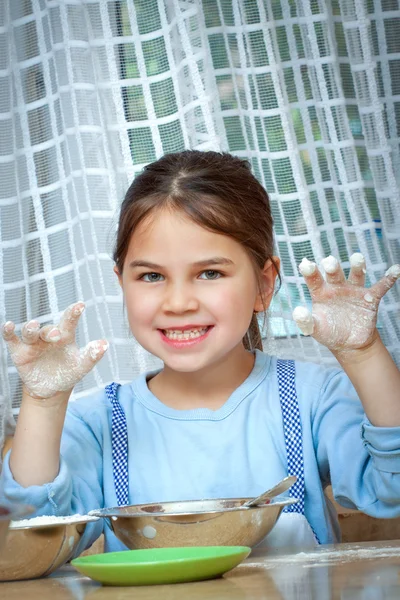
[0,0,399,454]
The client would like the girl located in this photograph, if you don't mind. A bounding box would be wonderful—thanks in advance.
[1,151,400,556]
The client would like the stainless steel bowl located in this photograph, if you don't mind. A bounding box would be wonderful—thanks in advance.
[0,515,99,582]
[91,497,297,550]
[0,506,12,553]
[0,504,33,553]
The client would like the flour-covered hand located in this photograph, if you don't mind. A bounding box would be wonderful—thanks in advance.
[1,302,108,400]
[292,254,400,354]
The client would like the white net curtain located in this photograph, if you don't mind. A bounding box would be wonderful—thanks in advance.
[1,0,399,451]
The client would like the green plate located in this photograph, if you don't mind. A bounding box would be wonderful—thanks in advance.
[71,546,250,586]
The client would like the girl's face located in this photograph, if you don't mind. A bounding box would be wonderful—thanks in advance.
[115,209,276,374]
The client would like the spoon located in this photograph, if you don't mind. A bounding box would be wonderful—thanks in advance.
[242,475,297,508]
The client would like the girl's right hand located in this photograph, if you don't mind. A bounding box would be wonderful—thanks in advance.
[1,302,108,400]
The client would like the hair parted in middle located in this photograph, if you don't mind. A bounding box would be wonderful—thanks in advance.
[113,150,280,351]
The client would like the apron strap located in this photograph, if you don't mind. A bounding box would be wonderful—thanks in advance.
[277,359,321,544]
[106,382,129,506]
[276,359,306,515]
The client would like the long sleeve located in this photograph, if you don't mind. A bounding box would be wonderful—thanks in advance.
[311,369,400,516]
[0,401,106,555]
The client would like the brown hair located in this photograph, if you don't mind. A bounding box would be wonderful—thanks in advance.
[113,150,279,351]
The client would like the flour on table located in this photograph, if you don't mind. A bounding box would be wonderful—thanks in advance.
[244,546,400,569]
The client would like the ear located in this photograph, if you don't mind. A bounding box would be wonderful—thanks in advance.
[254,257,280,313]
[113,265,123,288]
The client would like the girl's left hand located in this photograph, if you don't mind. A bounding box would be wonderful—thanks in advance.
[292,254,400,356]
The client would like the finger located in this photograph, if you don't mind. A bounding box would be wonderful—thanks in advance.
[39,324,62,343]
[321,256,346,285]
[298,258,325,294]
[369,265,400,301]
[79,340,109,374]
[21,320,41,345]
[58,301,85,335]
[292,306,316,336]
[2,321,21,353]
[348,253,366,287]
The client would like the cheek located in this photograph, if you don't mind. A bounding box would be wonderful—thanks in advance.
[209,282,256,316]
[124,287,157,324]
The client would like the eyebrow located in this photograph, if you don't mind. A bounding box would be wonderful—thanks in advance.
[128,257,235,270]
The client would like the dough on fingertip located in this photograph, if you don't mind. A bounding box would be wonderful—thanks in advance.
[292,306,314,336]
[321,256,339,274]
[350,253,365,269]
[88,341,108,361]
[299,258,316,277]
[385,265,400,279]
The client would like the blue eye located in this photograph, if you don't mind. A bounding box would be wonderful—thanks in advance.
[141,273,164,282]
[199,270,222,280]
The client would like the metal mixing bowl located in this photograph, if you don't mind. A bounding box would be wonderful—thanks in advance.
[0,504,33,553]
[0,515,99,582]
[91,497,297,550]
[0,506,12,553]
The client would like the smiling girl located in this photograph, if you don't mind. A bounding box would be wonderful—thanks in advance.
[1,150,400,554]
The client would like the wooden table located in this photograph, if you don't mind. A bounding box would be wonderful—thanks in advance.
[1,540,400,599]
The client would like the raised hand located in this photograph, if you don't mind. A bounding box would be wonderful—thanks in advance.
[292,254,400,355]
[2,302,108,400]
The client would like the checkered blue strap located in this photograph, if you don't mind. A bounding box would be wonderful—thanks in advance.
[276,359,321,544]
[276,359,306,515]
[106,382,129,506]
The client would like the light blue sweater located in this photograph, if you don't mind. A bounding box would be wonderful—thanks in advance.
[2,351,400,556]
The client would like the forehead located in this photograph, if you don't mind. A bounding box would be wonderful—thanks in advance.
[126,208,247,261]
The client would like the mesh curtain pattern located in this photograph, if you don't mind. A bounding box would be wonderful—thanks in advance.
[1,0,399,451]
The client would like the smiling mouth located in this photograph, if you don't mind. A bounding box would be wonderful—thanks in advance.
[161,327,211,341]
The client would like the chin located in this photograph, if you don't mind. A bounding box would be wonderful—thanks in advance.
[161,356,211,373]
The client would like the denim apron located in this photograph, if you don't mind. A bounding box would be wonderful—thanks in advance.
[105,359,319,548]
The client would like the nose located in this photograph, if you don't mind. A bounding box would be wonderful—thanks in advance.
[162,282,199,314]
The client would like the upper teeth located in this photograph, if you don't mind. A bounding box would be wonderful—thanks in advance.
[164,328,208,340]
